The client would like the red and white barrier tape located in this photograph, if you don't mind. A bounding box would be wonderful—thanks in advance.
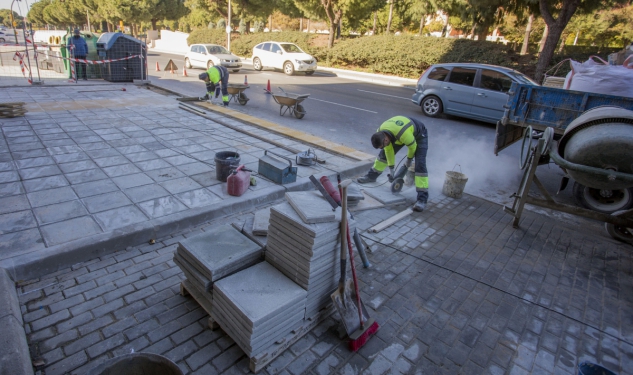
[13,52,32,84]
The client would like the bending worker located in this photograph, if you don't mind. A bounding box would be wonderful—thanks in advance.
[357,116,429,212]
[198,65,230,107]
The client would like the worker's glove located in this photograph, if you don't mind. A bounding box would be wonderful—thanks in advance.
[388,167,395,182]
[405,158,413,168]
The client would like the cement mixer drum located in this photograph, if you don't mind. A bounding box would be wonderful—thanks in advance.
[558,107,633,190]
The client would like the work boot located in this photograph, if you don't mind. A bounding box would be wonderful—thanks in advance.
[202,93,210,100]
[223,101,229,107]
[357,171,379,184]
[413,201,426,212]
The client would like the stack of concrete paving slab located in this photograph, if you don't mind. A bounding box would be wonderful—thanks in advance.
[346,183,364,207]
[211,262,307,358]
[173,225,263,297]
[266,195,353,318]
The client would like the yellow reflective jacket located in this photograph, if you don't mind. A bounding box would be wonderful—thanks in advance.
[377,116,417,167]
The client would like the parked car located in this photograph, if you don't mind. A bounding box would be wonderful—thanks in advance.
[184,44,242,72]
[411,63,538,124]
[0,30,16,43]
[251,41,317,76]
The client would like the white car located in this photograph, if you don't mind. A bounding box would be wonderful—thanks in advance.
[184,44,242,72]
[0,30,17,43]
[251,41,317,76]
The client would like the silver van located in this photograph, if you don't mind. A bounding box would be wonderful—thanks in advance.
[411,63,538,124]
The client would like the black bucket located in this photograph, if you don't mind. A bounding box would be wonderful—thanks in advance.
[85,353,183,375]
[578,362,617,375]
[215,151,241,182]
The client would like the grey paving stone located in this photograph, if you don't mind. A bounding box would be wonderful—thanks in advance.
[33,200,88,225]
[286,191,336,224]
[71,179,119,198]
[94,205,148,231]
[15,156,56,169]
[27,186,77,207]
[93,156,130,168]
[145,167,186,182]
[111,173,154,190]
[138,196,188,218]
[22,175,69,193]
[51,152,90,164]
[0,228,46,257]
[18,165,62,180]
[58,160,98,174]
[176,162,214,176]
[173,188,221,209]
[135,159,173,172]
[0,181,24,197]
[124,184,170,203]
[103,163,142,178]
[82,191,132,213]
[0,210,37,234]
[65,169,109,184]
[0,194,31,214]
[44,348,88,375]
[160,177,203,194]
[40,216,102,246]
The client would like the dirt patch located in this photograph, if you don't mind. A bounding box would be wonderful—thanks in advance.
[309,34,332,48]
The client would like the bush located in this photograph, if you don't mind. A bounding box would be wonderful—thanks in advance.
[217,19,226,30]
[207,21,214,30]
[238,19,247,34]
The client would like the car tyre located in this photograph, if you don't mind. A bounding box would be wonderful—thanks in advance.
[421,96,443,118]
[0,38,5,43]
[284,62,295,76]
[207,60,214,69]
[253,57,262,71]
[185,58,192,69]
[573,182,633,214]
[232,69,240,73]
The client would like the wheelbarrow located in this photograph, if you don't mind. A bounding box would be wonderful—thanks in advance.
[271,87,309,119]
[226,83,249,105]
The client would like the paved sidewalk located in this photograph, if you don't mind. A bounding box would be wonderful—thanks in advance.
[16,191,633,375]
[0,83,371,281]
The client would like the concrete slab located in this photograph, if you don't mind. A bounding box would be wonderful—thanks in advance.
[252,208,270,236]
[267,223,341,256]
[285,191,336,224]
[178,224,263,282]
[173,253,212,292]
[346,182,364,201]
[270,202,342,238]
[363,188,406,205]
[213,262,307,329]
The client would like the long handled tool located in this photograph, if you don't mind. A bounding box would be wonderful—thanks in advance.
[331,179,379,351]
[310,175,371,268]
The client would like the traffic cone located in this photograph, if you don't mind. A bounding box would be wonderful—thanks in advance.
[265,79,271,94]
[244,75,248,85]
[155,61,160,71]
[183,66,188,77]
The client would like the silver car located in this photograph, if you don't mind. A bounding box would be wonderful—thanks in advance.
[411,63,538,124]
[184,44,242,72]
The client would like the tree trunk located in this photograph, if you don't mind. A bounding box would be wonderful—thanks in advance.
[520,14,533,55]
[535,23,564,83]
[386,0,394,34]
[419,14,426,35]
[476,26,488,41]
[307,19,310,33]
[300,18,303,32]
[538,24,548,53]
[268,15,272,31]
[328,23,336,47]
[558,32,567,52]
[336,18,341,39]
[372,11,377,35]
[470,23,476,39]
[246,21,251,34]
[107,22,112,32]
[573,30,579,45]
[441,12,449,37]
[151,19,157,30]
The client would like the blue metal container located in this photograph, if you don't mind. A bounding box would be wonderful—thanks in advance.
[258,150,297,184]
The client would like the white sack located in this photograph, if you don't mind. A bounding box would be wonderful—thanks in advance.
[563,56,633,98]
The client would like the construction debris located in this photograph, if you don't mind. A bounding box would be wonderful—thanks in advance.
[0,102,27,118]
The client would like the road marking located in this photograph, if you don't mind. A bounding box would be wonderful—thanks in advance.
[308,98,377,113]
[357,89,411,100]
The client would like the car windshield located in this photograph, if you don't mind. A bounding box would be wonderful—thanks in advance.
[205,45,230,54]
[509,71,539,85]
[280,43,303,53]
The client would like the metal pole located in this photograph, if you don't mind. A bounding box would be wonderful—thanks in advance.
[227,0,231,51]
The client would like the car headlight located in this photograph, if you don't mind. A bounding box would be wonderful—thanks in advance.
[295,59,303,65]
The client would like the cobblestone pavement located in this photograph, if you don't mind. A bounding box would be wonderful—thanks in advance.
[0,84,365,278]
[17,192,633,375]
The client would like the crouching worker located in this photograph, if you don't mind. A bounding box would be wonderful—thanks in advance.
[357,116,429,212]
[198,65,230,107]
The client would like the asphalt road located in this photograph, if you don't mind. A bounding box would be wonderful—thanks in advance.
[147,51,575,211]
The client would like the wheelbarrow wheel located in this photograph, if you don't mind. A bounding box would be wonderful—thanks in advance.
[238,93,248,105]
[605,210,633,244]
[294,104,305,119]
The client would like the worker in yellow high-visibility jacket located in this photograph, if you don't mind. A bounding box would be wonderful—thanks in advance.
[198,65,229,107]
[357,116,429,212]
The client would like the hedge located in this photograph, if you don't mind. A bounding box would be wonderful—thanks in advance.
[186,30,619,80]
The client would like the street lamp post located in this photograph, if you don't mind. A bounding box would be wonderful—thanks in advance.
[226,0,231,51]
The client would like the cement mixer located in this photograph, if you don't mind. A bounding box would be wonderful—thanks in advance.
[495,83,633,244]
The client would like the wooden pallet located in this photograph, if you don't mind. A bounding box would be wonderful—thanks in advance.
[0,102,27,118]
[181,279,334,373]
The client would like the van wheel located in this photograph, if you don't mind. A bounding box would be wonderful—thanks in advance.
[284,62,295,76]
[207,60,214,69]
[421,96,443,118]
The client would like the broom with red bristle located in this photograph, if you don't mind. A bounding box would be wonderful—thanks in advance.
[326,175,379,351]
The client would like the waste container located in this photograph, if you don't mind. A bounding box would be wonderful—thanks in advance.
[96,32,147,82]
[60,31,102,79]
[85,353,183,375]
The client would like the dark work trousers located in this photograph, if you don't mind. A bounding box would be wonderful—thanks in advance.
[74,55,87,80]
[204,66,229,101]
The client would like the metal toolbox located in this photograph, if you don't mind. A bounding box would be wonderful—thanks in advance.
[258,150,297,184]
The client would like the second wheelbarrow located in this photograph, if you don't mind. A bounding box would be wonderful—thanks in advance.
[271,87,309,119]
[226,83,249,105]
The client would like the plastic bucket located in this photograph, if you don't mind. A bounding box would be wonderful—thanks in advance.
[442,171,468,199]
[577,362,616,375]
[215,151,241,182]
[85,353,183,375]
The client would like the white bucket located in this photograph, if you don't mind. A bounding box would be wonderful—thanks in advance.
[442,170,468,198]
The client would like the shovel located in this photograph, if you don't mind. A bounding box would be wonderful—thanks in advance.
[331,179,370,336]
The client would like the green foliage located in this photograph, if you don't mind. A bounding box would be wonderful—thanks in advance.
[217,18,226,30]
[253,20,264,32]
[208,21,215,29]
[239,19,247,34]
[0,9,24,28]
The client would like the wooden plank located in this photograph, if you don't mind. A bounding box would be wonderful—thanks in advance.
[249,306,334,373]
[180,280,219,330]
[368,208,414,233]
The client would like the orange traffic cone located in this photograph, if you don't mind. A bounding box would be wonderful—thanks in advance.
[183,66,188,77]
[155,61,160,71]
[265,79,271,94]
[244,75,248,85]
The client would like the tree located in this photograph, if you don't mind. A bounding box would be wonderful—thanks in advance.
[534,0,626,83]
[27,1,50,27]
[0,9,25,28]
[149,0,189,30]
